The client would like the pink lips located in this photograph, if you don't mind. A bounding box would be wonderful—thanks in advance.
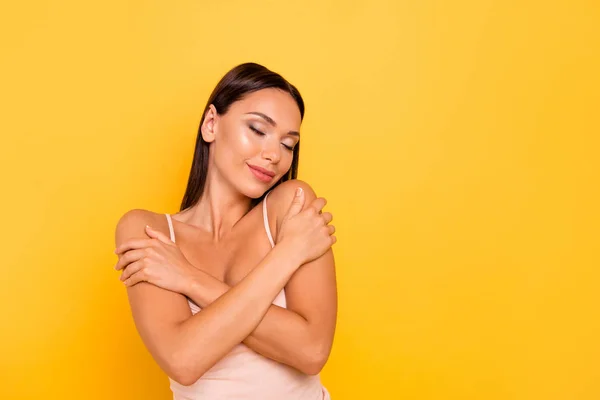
[248,164,275,183]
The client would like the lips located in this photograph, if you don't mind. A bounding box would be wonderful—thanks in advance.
[248,163,275,183]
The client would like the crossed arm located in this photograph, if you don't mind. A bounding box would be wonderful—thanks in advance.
[116,180,337,385]
[184,247,336,374]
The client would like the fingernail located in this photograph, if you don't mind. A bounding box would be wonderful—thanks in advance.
[146,225,152,230]
[296,188,302,197]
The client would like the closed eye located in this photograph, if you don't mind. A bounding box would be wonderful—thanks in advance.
[249,125,265,136]
[251,125,295,151]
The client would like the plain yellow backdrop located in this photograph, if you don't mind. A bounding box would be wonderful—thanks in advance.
[1,1,598,399]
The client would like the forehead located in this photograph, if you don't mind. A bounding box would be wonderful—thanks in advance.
[227,88,302,130]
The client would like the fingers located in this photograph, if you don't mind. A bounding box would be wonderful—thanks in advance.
[120,259,144,281]
[123,269,148,287]
[321,212,333,225]
[146,225,174,246]
[114,249,146,271]
[326,224,336,246]
[328,225,336,235]
[307,197,327,214]
[115,238,157,255]
[284,187,305,218]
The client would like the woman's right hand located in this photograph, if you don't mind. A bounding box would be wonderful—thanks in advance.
[276,187,336,266]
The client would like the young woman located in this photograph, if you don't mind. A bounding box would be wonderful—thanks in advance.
[113,62,337,399]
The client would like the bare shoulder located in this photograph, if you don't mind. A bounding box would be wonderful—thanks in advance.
[115,209,169,246]
[114,208,191,313]
[265,179,321,242]
[268,179,318,214]
[268,179,318,209]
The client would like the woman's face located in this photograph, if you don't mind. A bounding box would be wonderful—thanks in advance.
[202,88,302,199]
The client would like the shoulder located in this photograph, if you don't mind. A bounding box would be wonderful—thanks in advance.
[114,209,167,246]
[268,179,317,208]
[265,179,319,239]
[116,208,162,232]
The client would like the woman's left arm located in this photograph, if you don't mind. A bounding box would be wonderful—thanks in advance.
[188,181,337,374]
[241,247,337,374]
[178,250,336,374]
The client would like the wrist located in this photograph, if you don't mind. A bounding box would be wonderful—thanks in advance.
[183,268,201,298]
[185,267,229,308]
[272,241,305,271]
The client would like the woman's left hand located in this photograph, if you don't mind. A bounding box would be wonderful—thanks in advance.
[114,225,196,295]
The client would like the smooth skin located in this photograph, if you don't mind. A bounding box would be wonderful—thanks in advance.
[114,88,337,386]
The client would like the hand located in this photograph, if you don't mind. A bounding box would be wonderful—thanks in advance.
[276,187,336,266]
[114,225,196,294]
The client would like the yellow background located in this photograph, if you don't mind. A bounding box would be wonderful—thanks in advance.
[1,1,598,399]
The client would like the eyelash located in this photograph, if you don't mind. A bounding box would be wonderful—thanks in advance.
[249,125,294,151]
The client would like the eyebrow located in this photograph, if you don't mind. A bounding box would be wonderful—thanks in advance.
[245,112,300,137]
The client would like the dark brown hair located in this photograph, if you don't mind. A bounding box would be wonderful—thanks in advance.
[180,62,305,211]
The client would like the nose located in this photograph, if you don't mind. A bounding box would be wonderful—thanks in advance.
[261,139,281,163]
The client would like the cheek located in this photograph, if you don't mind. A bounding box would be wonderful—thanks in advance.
[236,130,256,154]
[279,151,294,172]
[217,127,257,162]
[286,155,295,171]
[224,128,258,158]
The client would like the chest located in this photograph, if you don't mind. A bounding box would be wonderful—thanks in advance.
[178,208,274,286]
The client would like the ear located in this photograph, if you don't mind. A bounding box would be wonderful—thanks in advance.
[201,104,219,143]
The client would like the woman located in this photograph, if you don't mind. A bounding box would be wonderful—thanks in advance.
[113,62,337,399]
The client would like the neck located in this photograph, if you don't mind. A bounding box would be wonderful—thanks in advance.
[176,172,253,242]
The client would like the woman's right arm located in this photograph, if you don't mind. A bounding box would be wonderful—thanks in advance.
[116,210,303,386]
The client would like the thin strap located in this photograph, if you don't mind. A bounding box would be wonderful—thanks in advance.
[165,214,176,243]
[263,192,275,248]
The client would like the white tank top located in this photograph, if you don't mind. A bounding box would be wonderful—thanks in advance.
[165,191,330,400]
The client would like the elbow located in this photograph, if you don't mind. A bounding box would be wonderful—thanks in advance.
[298,344,330,376]
[300,362,325,376]
[170,369,200,387]
[165,353,207,387]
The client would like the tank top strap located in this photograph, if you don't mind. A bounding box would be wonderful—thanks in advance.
[165,214,176,243]
[263,192,275,248]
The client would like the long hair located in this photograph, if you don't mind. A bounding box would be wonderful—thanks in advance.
[180,62,305,211]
